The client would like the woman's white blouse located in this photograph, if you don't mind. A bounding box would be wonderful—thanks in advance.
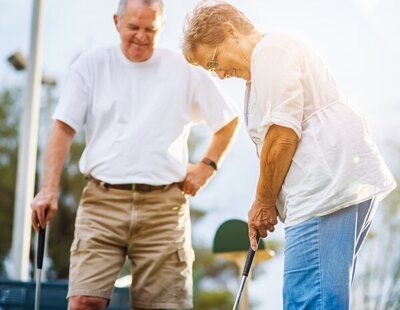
[245,33,396,226]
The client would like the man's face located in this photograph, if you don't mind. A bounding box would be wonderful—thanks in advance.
[114,0,163,62]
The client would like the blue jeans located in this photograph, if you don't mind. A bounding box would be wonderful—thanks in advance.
[283,199,377,309]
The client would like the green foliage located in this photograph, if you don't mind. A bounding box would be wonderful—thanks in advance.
[0,88,21,277]
[194,290,234,310]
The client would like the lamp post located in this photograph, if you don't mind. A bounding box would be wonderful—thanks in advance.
[8,0,46,281]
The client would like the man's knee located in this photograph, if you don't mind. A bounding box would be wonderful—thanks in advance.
[69,295,108,310]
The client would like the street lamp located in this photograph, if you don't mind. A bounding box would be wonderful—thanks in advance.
[8,51,57,87]
[8,52,27,71]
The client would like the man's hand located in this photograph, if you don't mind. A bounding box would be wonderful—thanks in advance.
[248,200,278,251]
[31,189,58,232]
[181,163,215,196]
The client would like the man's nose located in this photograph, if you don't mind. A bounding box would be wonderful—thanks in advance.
[135,30,147,42]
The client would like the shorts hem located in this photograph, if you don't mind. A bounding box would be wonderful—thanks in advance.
[133,300,193,309]
[67,289,111,300]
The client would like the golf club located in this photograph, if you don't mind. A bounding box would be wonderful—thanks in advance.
[232,235,260,310]
[35,227,46,310]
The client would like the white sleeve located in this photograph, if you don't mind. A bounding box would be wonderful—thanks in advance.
[52,57,90,132]
[190,67,239,132]
[252,44,304,139]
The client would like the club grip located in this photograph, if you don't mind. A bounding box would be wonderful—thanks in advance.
[242,235,260,277]
[37,228,46,269]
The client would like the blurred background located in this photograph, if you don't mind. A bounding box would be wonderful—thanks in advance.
[0,0,399,309]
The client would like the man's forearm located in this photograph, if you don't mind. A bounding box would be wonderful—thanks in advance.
[41,120,76,192]
[202,117,239,166]
[256,125,298,206]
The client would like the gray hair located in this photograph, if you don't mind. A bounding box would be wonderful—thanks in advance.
[183,0,254,63]
[116,0,165,20]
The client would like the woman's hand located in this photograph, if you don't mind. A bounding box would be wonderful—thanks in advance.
[248,200,278,250]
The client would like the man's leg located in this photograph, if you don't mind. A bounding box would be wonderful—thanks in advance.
[69,295,108,310]
[128,185,194,309]
[283,199,374,310]
[67,181,131,308]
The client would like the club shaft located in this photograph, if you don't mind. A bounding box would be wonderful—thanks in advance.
[35,268,42,310]
[233,275,247,310]
[35,228,46,310]
[233,236,260,310]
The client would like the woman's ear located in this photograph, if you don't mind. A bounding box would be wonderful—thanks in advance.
[222,22,240,41]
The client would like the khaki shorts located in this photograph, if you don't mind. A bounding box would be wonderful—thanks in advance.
[67,180,194,309]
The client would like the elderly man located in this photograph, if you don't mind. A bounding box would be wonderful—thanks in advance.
[30,0,238,309]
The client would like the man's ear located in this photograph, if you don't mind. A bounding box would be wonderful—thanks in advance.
[113,14,120,32]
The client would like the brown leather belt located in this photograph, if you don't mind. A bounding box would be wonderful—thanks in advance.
[86,175,181,192]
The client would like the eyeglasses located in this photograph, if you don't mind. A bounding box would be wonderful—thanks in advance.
[206,46,218,73]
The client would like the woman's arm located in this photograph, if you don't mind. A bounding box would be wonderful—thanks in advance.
[248,124,298,250]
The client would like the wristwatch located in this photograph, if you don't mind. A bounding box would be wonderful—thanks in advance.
[201,157,218,171]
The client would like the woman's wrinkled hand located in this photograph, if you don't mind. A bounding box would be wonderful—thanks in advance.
[248,200,278,250]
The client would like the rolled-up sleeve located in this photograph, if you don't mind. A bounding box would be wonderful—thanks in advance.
[252,44,304,139]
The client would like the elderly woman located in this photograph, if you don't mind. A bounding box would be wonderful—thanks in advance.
[182,1,396,309]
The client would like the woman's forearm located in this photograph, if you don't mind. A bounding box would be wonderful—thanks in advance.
[256,124,298,207]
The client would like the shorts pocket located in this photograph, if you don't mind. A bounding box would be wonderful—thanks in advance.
[70,239,80,253]
[177,247,195,263]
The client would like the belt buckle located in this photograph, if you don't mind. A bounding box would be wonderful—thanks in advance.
[131,184,136,192]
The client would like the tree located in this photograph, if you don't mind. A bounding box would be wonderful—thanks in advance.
[0,88,21,277]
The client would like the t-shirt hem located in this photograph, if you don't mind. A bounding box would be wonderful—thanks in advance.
[283,182,397,228]
[208,113,239,133]
[52,114,81,133]
[84,172,186,186]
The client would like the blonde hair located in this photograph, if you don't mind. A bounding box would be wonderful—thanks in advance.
[183,0,255,63]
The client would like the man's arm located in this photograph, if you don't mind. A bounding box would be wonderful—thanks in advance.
[248,124,298,250]
[31,120,76,232]
[182,117,239,196]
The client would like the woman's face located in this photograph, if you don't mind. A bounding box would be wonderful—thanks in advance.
[193,37,251,81]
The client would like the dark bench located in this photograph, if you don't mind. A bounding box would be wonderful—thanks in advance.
[0,280,130,309]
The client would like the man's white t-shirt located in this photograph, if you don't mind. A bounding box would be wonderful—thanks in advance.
[54,46,238,185]
[245,33,396,226]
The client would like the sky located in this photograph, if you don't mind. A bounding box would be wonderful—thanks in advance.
[1,0,400,308]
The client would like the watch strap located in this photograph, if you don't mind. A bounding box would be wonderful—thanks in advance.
[201,157,218,171]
